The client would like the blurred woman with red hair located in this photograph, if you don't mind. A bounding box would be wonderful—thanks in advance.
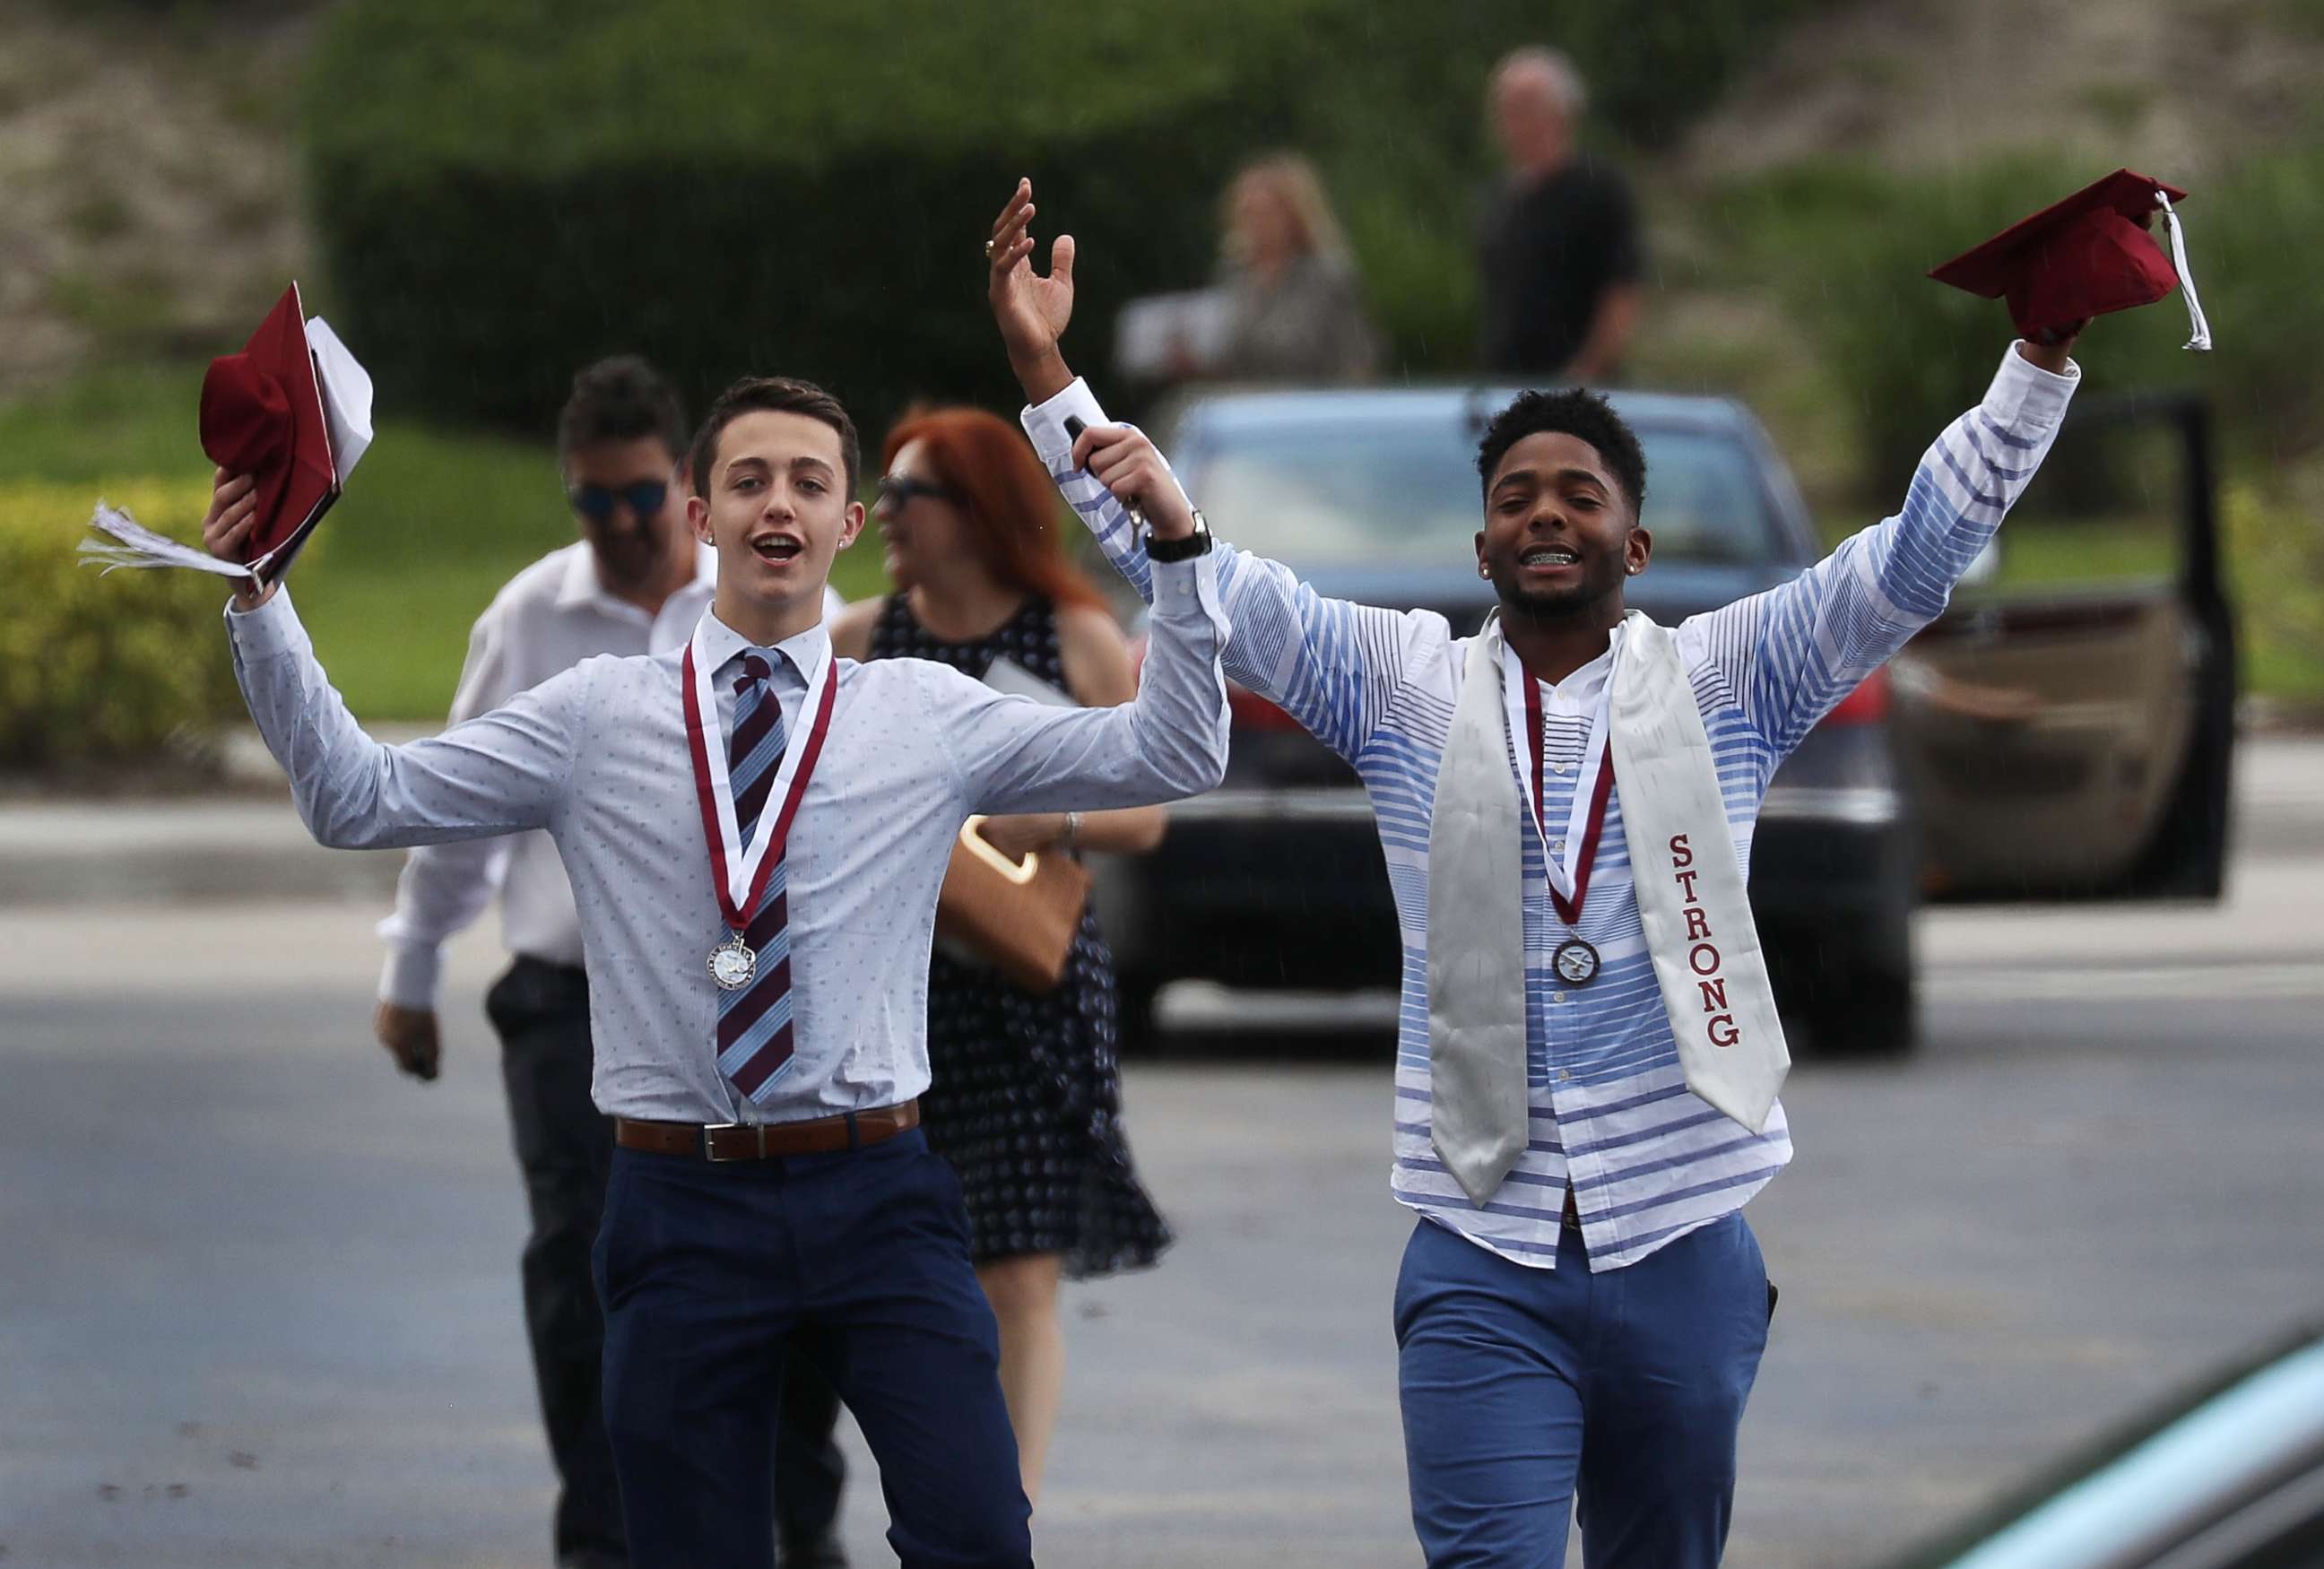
[829,406,1172,1504]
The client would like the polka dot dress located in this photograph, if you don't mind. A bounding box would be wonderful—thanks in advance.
[871,594,1174,1278]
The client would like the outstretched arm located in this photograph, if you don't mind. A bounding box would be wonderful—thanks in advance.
[986,179,1438,765]
[206,472,585,854]
[1688,336,2082,759]
[930,554,1229,819]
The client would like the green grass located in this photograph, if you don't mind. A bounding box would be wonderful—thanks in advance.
[0,363,896,720]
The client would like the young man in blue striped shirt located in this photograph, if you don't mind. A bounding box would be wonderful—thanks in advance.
[987,178,2083,1567]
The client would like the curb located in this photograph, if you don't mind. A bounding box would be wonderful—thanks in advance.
[6,731,2320,909]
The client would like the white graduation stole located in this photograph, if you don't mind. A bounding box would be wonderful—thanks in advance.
[1426,611,1789,1206]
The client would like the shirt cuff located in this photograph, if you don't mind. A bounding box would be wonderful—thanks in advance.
[1984,342,2080,431]
[1020,377,1110,472]
[222,584,311,662]
[1148,550,1226,626]
[378,938,445,1010]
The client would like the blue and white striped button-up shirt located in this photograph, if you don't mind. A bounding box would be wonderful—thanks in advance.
[1025,345,2077,1272]
[224,556,1229,1127]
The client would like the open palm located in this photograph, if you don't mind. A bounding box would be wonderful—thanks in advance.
[987,178,1076,366]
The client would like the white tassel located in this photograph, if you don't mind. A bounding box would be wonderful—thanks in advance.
[82,500,256,577]
[2155,192,2213,352]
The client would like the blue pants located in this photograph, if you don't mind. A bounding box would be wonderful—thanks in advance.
[594,1128,1033,1569]
[1393,1213,1772,1568]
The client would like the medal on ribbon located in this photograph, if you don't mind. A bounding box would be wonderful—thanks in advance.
[681,627,838,989]
[1510,647,1616,986]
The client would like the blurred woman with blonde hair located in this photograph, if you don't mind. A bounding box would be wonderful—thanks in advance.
[1202,151,1380,384]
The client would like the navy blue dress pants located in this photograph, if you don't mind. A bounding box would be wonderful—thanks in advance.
[1394,1211,1773,1568]
[594,1127,1033,1569]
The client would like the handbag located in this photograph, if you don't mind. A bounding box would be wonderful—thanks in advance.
[934,815,1091,993]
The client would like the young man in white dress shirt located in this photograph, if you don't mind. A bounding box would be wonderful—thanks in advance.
[202,370,1230,1568]
[369,356,849,1569]
[986,179,2084,1567]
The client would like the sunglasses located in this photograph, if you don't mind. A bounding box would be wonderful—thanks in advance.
[568,478,670,524]
[875,473,959,510]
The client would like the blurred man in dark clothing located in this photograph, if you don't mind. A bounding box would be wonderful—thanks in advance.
[1477,48,1644,383]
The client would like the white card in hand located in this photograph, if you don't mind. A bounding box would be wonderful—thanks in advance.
[983,655,1073,707]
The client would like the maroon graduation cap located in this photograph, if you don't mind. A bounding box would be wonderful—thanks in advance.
[198,282,341,576]
[1929,169,2212,351]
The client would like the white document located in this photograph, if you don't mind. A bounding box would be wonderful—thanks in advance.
[79,502,254,577]
[983,654,1073,706]
[1113,289,1231,380]
[307,316,375,481]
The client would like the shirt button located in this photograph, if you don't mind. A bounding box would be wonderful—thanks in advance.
[1551,839,1566,853]
[1553,762,1570,775]
[1551,991,1566,1004]
[1557,1068,1572,1081]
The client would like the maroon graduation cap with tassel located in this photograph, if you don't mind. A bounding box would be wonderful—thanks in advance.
[1929,169,2212,351]
[81,282,373,583]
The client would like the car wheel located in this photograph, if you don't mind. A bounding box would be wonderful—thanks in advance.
[1800,964,1917,1059]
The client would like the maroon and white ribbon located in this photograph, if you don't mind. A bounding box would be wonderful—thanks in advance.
[681,626,837,932]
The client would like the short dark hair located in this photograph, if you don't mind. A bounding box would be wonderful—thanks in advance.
[689,376,861,500]
[1475,387,1648,519]
[557,355,688,461]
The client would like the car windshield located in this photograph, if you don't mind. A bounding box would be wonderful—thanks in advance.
[1180,406,1783,568]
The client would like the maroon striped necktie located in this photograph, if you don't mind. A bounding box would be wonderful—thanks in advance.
[714,652,797,1102]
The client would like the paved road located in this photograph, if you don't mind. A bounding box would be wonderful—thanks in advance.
[2,745,2320,1566]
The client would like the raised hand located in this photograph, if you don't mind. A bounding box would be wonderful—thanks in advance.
[202,465,276,609]
[1070,423,1196,542]
[2017,322,2083,377]
[987,178,1077,402]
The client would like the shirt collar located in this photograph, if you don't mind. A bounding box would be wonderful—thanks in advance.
[696,607,832,685]
[1547,645,1614,705]
[1485,611,1617,706]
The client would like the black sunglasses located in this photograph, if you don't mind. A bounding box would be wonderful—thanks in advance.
[875,473,959,509]
[568,478,670,523]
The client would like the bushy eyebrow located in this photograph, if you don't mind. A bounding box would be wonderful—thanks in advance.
[1491,464,1611,498]
[723,454,837,483]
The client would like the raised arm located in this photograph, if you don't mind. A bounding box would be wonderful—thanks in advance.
[206,472,585,854]
[1688,338,2082,758]
[986,178,1435,765]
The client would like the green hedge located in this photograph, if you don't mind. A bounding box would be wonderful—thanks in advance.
[306,0,1330,438]
[304,0,1820,438]
[1,480,243,769]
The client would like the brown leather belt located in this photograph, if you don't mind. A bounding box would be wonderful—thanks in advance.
[616,1100,920,1162]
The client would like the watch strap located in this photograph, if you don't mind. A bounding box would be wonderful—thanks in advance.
[1146,510,1212,562]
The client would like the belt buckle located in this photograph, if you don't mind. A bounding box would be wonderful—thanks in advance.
[700,1123,750,1162]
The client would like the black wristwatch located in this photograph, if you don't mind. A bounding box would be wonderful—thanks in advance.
[1145,509,1212,562]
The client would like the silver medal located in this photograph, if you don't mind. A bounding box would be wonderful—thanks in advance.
[1552,938,1601,987]
[708,932,758,991]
